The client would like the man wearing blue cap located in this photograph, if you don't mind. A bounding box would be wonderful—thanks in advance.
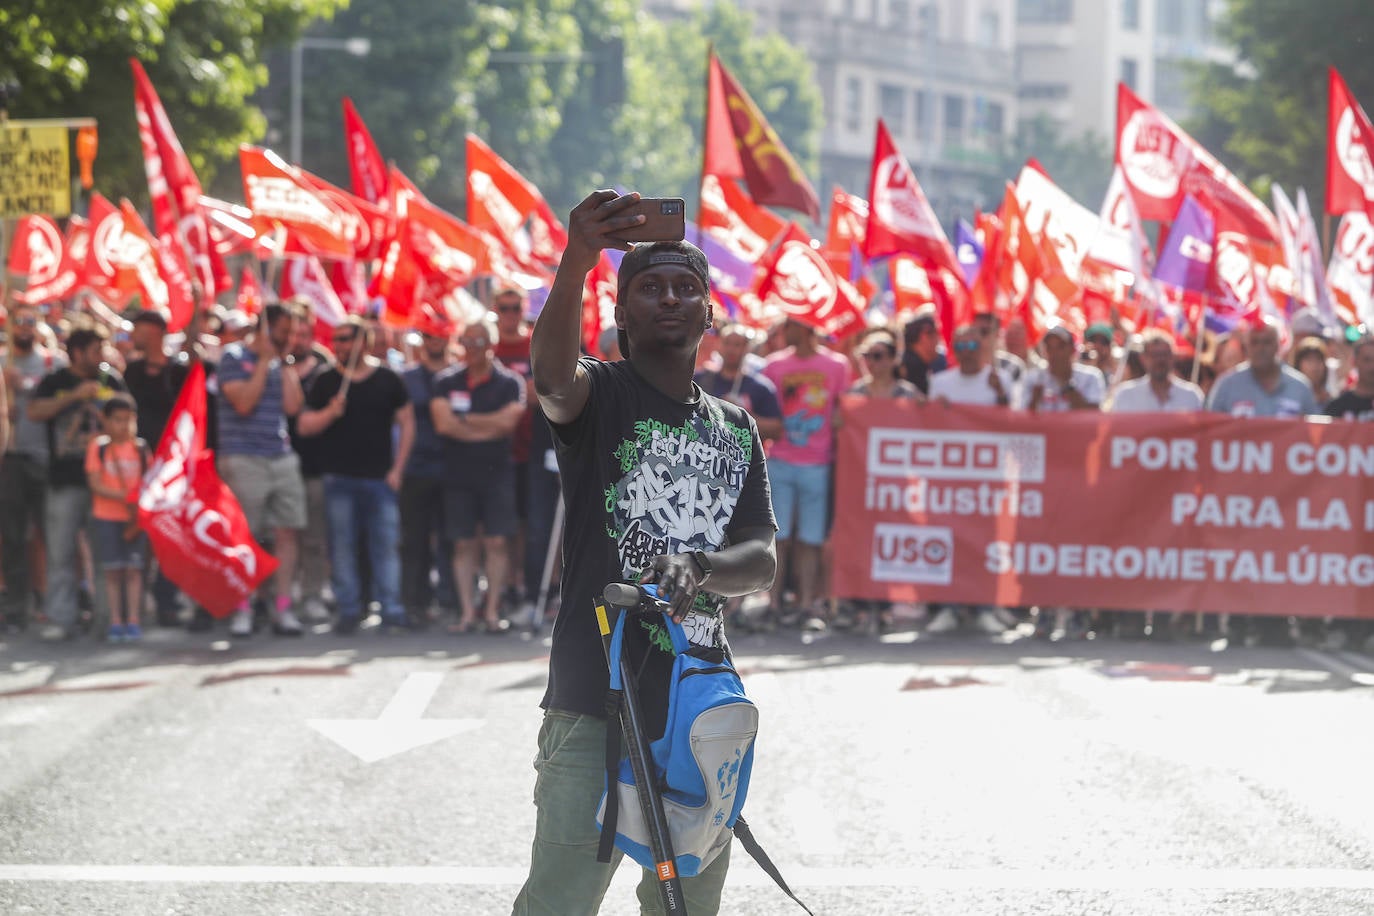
[513,191,777,915]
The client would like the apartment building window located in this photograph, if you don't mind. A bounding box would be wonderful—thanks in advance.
[1017,0,1073,25]
[1020,83,1071,100]
[986,101,1006,137]
[1121,0,1140,30]
[978,10,1001,47]
[889,0,910,28]
[917,2,939,37]
[1120,57,1139,90]
[1157,0,1183,35]
[880,84,907,135]
[944,95,966,145]
[844,76,864,132]
[914,89,930,138]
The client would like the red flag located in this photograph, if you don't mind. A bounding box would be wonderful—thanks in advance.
[63,215,90,289]
[281,255,348,330]
[85,193,135,306]
[822,186,869,275]
[1327,68,1374,219]
[130,60,224,299]
[756,229,867,339]
[137,363,277,617]
[465,134,567,268]
[299,170,394,261]
[8,215,78,304]
[342,97,390,207]
[582,253,618,355]
[200,195,267,257]
[698,173,786,263]
[239,145,353,259]
[889,255,935,315]
[704,53,819,220]
[1328,211,1374,323]
[330,260,370,318]
[1115,82,1279,242]
[863,119,963,281]
[120,201,194,331]
[237,265,263,317]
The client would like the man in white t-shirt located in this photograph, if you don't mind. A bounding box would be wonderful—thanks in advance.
[929,324,1015,408]
[1027,323,1106,413]
[1110,329,1204,413]
[926,323,1015,636]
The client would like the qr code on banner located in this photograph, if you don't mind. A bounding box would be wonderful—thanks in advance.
[871,524,953,585]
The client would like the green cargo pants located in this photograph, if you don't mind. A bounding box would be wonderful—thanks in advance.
[512,709,731,915]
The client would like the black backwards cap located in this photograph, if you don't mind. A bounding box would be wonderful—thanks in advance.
[614,241,711,359]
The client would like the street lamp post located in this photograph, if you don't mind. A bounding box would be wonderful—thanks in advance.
[289,36,372,165]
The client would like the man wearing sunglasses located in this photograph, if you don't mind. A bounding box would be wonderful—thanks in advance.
[929,323,1015,409]
[0,304,65,634]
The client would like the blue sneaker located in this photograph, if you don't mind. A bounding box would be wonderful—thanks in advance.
[124,623,143,641]
[106,624,127,643]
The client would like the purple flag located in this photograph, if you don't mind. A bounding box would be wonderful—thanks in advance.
[954,219,983,287]
[1153,195,1214,294]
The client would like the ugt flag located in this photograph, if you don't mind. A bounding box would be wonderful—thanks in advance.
[137,363,277,617]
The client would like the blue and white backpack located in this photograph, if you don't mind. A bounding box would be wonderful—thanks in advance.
[595,595,813,913]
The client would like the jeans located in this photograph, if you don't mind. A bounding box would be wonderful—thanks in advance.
[300,476,330,601]
[0,454,46,625]
[512,710,730,916]
[324,475,402,622]
[399,475,456,616]
[44,485,100,631]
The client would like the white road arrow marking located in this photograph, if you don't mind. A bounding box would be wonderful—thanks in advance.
[307,672,482,764]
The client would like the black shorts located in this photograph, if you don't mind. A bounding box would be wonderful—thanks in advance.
[443,469,518,540]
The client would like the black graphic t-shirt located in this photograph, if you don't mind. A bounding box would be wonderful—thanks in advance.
[1325,390,1374,422]
[35,366,128,488]
[543,358,775,721]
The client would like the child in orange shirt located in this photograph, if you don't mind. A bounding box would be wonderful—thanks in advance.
[85,396,150,642]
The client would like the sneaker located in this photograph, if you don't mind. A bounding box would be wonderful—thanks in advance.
[801,616,828,633]
[925,607,960,634]
[300,596,332,624]
[514,600,539,629]
[39,624,70,642]
[229,609,254,638]
[992,607,1020,629]
[271,609,304,636]
[124,624,143,641]
[106,624,127,643]
[974,609,1008,635]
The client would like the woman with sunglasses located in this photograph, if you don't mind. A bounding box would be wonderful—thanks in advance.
[850,331,922,402]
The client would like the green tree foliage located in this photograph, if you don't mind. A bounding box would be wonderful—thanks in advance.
[0,0,346,204]
[296,0,822,217]
[1188,0,1374,202]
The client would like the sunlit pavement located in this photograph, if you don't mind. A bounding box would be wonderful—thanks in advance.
[2,622,1373,915]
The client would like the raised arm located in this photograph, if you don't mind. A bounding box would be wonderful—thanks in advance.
[531,190,644,424]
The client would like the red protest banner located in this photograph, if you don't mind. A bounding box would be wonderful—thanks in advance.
[831,398,1374,619]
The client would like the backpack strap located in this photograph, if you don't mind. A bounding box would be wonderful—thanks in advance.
[732,816,816,916]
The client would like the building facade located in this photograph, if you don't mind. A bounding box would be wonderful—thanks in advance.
[645,0,1019,224]
[1016,0,1228,141]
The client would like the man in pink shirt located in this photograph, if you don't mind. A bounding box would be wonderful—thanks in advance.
[761,319,852,628]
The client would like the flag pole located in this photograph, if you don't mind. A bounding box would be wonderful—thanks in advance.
[1189,297,1207,386]
[1322,212,1333,264]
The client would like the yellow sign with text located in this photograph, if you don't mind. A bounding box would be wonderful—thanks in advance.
[0,122,71,218]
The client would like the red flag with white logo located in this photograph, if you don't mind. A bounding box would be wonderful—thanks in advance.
[237,264,263,317]
[466,133,567,269]
[342,97,391,207]
[1115,83,1279,243]
[298,170,393,261]
[8,215,78,304]
[704,53,820,220]
[281,255,349,330]
[864,120,964,284]
[1328,211,1374,324]
[137,362,277,617]
[119,201,194,332]
[698,173,786,264]
[84,193,136,306]
[240,145,353,260]
[822,187,869,279]
[1327,68,1374,219]
[756,227,867,339]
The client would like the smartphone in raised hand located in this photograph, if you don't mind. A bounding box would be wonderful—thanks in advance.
[606,197,687,243]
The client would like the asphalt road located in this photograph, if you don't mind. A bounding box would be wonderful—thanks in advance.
[3,620,1374,915]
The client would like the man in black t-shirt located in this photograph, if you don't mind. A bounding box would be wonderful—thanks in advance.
[429,317,525,632]
[1325,335,1374,423]
[512,194,776,916]
[297,316,413,634]
[27,327,128,640]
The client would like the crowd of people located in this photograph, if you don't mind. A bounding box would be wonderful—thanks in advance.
[1,288,1371,651]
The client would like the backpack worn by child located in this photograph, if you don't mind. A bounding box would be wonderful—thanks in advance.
[595,599,814,914]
